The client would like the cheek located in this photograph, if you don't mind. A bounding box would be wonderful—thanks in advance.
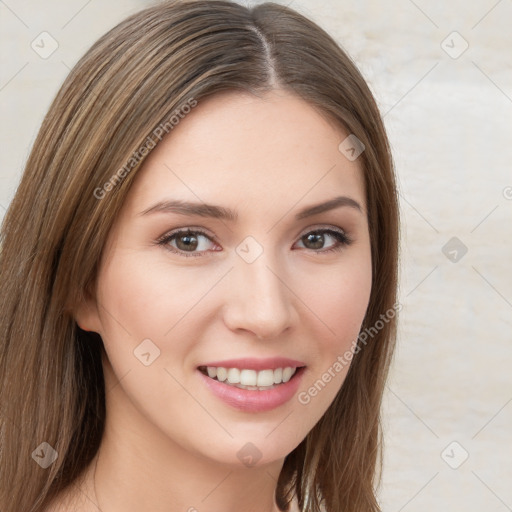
[316,270,370,335]
[296,251,372,347]
[94,251,227,386]
[293,252,372,411]
[93,254,213,442]
[96,252,206,341]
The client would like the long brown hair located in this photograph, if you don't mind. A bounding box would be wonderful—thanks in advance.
[0,1,399,510]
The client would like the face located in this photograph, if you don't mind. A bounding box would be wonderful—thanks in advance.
[77,89,372,468]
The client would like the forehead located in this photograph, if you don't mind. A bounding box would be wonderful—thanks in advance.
[126,90,366,215]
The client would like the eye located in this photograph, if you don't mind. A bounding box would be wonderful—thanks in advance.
[294,227,352,254]
[156,226,352,258]
[156,229,219,258]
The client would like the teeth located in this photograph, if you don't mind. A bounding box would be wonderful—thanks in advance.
[240,369,257,386]
[257,369,274,387]
[203,366,298,387]
[216,367,227,382]
[282,367,294,383]
[227,368,240,384]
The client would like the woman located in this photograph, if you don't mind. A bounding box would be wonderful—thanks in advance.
[0,1,400,511]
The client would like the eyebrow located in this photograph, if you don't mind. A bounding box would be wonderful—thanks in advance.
[139,195,362,221]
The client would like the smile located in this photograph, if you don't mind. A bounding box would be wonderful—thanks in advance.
[198,366,298,390]
[197,363,306,412]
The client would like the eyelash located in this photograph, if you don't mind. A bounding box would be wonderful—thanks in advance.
[155,226,353,258]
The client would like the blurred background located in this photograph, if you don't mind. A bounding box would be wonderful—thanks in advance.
[1,0,511,510]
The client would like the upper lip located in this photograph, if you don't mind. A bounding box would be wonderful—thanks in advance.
[198,357,306,371]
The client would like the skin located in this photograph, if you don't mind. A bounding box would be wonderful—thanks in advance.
[60,89,373,512]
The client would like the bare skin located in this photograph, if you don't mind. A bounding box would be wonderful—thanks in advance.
[47,89,372,512]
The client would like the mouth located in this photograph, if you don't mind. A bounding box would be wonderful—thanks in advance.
[198,365,305,391]
[196,360,307,412]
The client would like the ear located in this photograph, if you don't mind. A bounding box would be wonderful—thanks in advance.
[74,287,103,334]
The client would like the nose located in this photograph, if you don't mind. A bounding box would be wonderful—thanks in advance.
[222,253,296,341]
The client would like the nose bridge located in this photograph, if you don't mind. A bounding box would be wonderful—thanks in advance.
[224,241,293,338]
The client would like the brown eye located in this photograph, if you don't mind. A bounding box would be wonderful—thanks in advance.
[175,232,199,251]
[295,229,351,253]
[302,232,325,250]
[157,229,217,257]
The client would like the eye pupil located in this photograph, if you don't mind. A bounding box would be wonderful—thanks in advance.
[304,232,324,250]
[176,233,198,251]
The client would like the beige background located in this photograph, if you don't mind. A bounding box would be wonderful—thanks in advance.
[1,0,511,510]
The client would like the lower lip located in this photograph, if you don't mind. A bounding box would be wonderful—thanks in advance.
[197,367,306,412]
